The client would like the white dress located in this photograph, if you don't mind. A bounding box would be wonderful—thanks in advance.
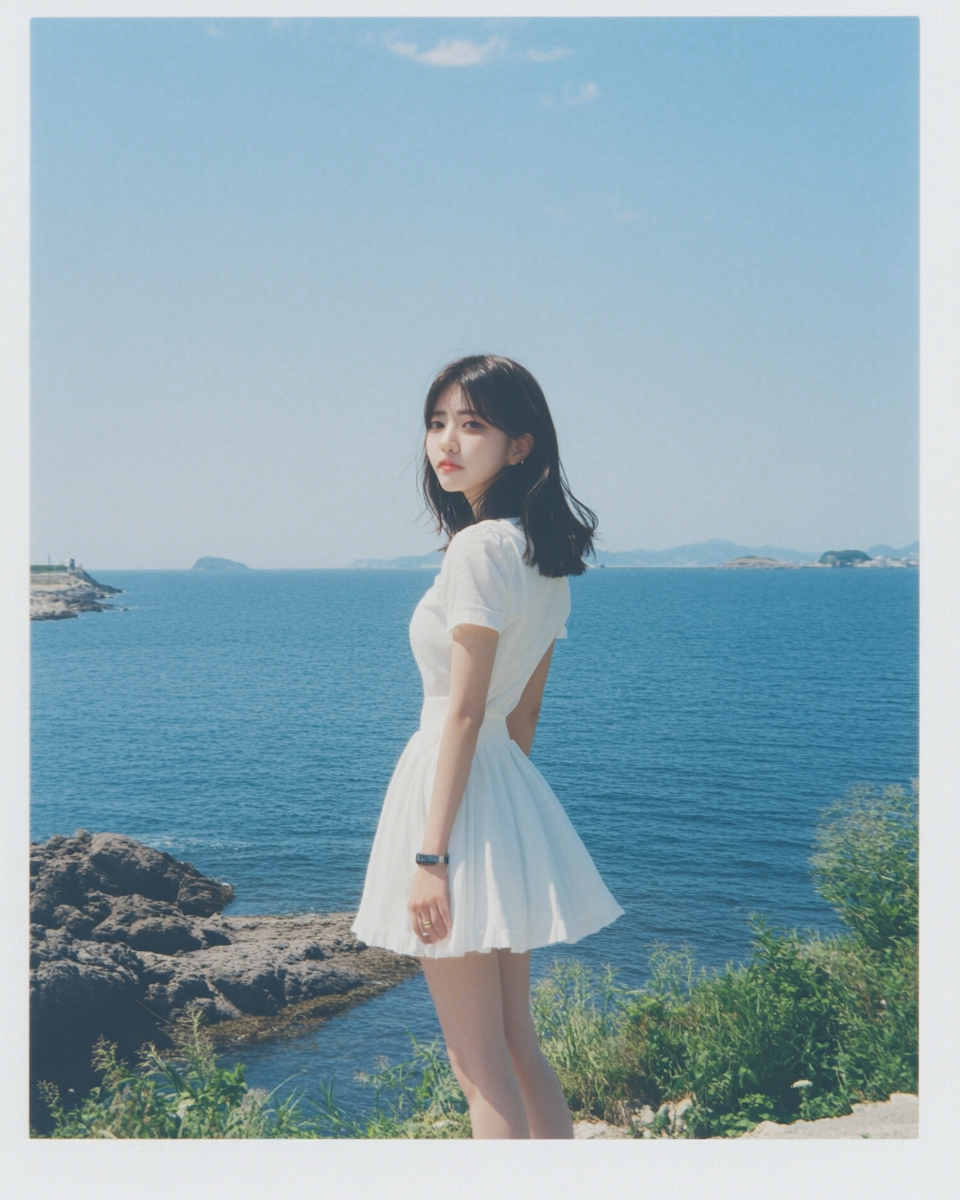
[350,517,624,959]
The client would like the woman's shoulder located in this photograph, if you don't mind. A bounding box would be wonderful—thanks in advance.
[448,517,519,544]
[439,522,524,600]
[445,519,521,560]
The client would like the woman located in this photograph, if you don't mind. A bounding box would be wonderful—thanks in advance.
[351,355,624,1139]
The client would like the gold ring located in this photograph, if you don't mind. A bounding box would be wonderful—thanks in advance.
[422,921,432,929]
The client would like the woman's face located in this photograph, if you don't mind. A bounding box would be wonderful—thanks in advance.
[425,386,532,513]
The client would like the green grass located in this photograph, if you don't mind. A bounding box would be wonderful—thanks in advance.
[37,1011,311,1139]
[35,782,918,1139]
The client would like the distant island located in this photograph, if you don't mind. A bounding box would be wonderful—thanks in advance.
[354,551,443,570]
[718,546,919,569]
[352,539,919,571]
[719,556,799,569]
[191,557,250,571]
[819,549,873,567]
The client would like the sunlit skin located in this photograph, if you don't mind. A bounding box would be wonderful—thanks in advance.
[424,386,534,516]
[402,390,572,1137]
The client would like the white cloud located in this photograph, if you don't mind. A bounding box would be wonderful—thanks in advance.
[206,24,224,39]
[527,48,573,63]
[570,81,599,104]
[541,81,600,108]
[386,37,508,68]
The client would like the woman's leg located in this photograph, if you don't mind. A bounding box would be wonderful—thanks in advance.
[421,951,530,1139]
[498,950,574,1139]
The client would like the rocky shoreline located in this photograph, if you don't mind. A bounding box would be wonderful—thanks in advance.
[29,831,420,1129]
[30,566,124,620]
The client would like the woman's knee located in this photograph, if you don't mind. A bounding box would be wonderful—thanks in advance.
[501,1032,547,1089]
[501,995,539,1053]
[447,1039,516,1096]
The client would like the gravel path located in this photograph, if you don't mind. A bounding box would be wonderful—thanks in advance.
[741,1092,918,1138]
[573,1093,918,1140]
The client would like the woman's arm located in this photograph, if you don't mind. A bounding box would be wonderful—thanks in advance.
[408,623,499,946]
[505,641,556,756]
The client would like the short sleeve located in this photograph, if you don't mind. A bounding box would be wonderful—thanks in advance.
[555,623,568,640]
[437,526,513,633]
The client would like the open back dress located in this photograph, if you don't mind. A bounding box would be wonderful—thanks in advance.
[350,517,624,959]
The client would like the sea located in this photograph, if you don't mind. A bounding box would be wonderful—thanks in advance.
[31,565,918,1118]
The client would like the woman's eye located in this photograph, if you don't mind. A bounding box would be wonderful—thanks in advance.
[463,420,483,429]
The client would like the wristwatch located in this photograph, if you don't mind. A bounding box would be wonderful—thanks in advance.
[415,853,450,865]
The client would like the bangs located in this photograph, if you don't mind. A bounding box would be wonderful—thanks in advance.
[425,378,508,433]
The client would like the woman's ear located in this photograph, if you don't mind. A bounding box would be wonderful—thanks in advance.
[512,433,534,464]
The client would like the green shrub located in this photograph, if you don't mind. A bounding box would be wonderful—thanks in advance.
[620,920,917,1136]
[37,1009,313,1139]
[312,1038,471,1139]
[811,783,918,952]
[36,1014,472,1140]
[531,960,633,1120]
[614,781,919,1136]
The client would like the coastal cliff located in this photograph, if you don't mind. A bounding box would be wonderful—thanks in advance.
[29,832,420,1130]
[30,565,124,621]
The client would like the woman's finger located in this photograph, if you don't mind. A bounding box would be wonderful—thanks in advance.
[427,902,447,941]
[414,908,435,943]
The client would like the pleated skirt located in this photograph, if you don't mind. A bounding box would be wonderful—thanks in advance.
[350,705,625,959]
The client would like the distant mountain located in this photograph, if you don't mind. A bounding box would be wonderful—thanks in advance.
[867,542,919,559]
[592,539,819,567]
[191,557,250,571]
[351,537,919,571]
[353,551,443,569]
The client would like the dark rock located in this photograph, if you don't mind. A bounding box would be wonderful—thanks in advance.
[281,962,364,1004]
[82,890,115,926]
[51,905,96,939]
[198,923,232,947]
[92,895,205,954]
[29,832,418,1133]
[177,874,234,917]
[88,833,181,902]
[207,955,288,1017]
[144,971,213,1013]
[31,862,89,926]
[29,935,159,1132]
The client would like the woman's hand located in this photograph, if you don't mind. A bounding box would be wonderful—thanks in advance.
[408,863,452,945]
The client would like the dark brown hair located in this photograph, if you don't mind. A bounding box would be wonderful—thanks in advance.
[421,355,597,577]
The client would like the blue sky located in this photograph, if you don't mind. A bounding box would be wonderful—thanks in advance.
[30,16,918,568]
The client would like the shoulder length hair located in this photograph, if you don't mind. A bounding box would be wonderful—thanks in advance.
[420,355,598,578]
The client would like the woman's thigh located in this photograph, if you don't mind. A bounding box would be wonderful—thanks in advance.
[497,951,541,1060]
[421,952,510,1072]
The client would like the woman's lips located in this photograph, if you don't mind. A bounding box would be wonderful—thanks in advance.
[438,460,462,472]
